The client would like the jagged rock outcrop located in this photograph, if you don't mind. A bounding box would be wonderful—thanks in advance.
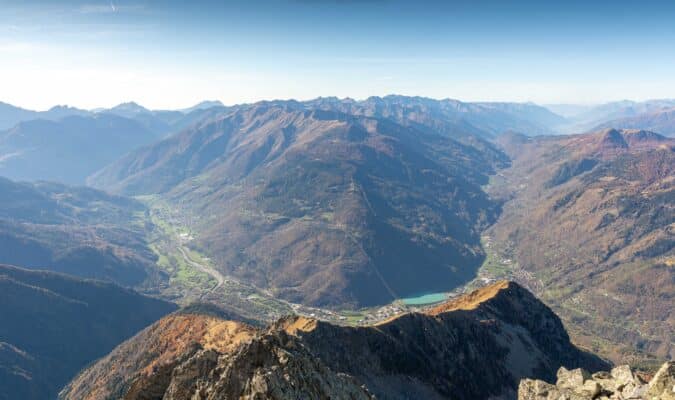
[122,332,374,400]
[519,361,674,400]
[60,281,608,400]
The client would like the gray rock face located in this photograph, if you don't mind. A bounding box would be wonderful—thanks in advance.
[519,362,674,400]
[122,332,374,400]
[646,362,675,400]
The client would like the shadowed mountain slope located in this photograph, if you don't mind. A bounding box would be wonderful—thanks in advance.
[0,265,176,400]
[89,103,506,307]
[60,281,607,400]
[0,176,161,287]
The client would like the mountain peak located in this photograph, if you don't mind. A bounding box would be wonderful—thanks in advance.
[47,105,75,111]
[109,101,149,114]
[597,127,629,150]
[181,100,225,113]
[621,128,667,142]
[427,280,512,314]
[277,315,319,335]
[592,127,674,154]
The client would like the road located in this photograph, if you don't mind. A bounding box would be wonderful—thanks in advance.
[176,246,225,297]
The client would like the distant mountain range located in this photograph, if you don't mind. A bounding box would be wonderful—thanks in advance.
[593,107,675,136]
[60,281,608,400]
[306,95,566,136]
[553,99,675,135]
[1,96,673,188]
[0,115,159,184]
[0,100,225,131]
[0,102,90,131]
[0,264,175,400]
[0,101,228,184]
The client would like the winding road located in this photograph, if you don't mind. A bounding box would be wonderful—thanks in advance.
[176,246,225,297]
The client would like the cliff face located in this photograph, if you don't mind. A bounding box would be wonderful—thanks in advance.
[126,332,374,400]
[283,281,608,399]
[60,281,608,400]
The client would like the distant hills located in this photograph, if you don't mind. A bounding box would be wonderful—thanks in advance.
[490,128,674,363]
[0,101,228,184]
[0,102,89,131]
[552,99,675,135]
[594,107,675,136]
[0,264,176,400]
[181,100,225,113]
[0,100,226,131]
[0,115,159,184]
[306,95,566,136]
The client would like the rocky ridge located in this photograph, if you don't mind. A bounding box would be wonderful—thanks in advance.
[519,361,675,400]
[60,281,607,400]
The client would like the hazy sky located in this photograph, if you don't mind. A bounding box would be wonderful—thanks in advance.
[1,0,675,110]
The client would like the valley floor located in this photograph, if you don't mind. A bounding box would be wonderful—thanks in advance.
[137,182,670,370]
[138,195,482,326]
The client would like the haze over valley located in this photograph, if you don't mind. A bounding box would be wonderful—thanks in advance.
[1,94,673,399]
[1,1,674,399]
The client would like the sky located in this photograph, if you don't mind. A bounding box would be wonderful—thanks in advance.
[1,0,675,110]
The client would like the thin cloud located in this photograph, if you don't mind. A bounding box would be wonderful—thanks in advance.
[78,2,145,14]
[0,41,40,53]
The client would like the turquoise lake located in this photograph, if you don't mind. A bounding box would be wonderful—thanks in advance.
[401,292,448,305]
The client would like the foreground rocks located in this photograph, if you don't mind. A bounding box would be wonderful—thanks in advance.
[519,361,674,400]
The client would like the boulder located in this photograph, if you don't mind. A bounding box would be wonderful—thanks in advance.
[612,365,640,389]
[646,361,675,400]
[557,367,592,389]
[519,379,563,400]
[519,362,674,400]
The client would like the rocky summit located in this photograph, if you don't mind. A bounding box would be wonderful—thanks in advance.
[519,361,675,400]
[60,281,608,400]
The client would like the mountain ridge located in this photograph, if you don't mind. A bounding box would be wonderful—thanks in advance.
[60,281,608,400]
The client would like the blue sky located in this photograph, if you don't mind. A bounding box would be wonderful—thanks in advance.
[1,0,675,110]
